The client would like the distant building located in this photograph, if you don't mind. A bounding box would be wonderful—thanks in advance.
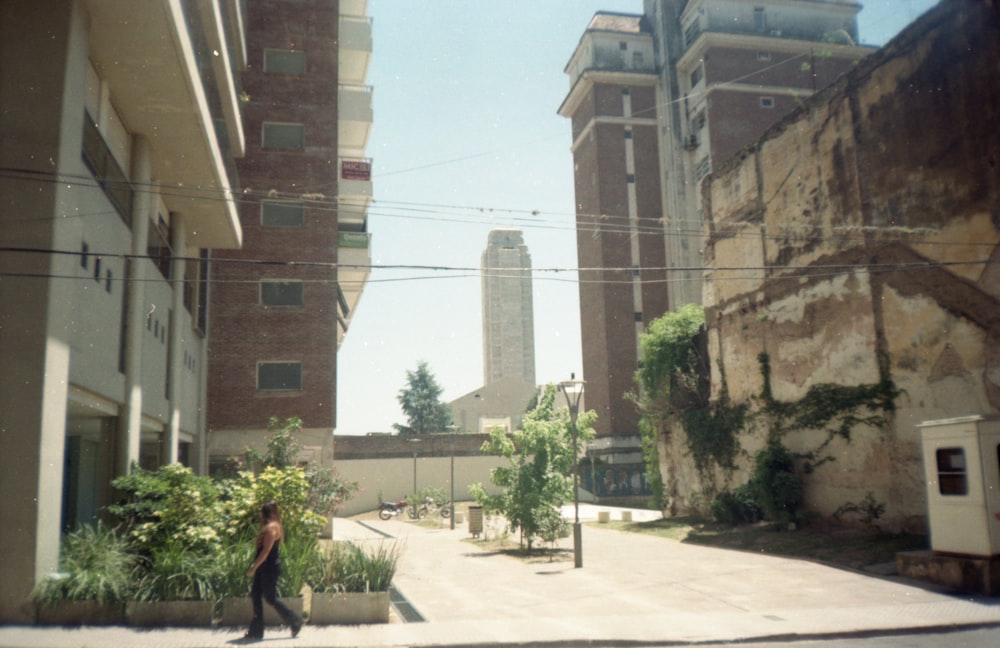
[0,0,246,621]
[558,0,873,495]
[206,0,373,466]
[481,228,536,387]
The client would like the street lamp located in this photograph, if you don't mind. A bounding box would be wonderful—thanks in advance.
[560,374,585,569]
[446,425,458,530]
[409,437,421,497]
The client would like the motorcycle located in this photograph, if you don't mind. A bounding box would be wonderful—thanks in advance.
[378,498,407,520]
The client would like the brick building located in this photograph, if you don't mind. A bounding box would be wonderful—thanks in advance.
[207,0,372,464]
[558,1,871,495]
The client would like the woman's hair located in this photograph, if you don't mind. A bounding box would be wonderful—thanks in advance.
[260,501,282,523]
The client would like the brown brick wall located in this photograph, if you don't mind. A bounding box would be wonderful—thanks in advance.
[207,0,340,433]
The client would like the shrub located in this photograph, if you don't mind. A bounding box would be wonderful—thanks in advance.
[750,441,803,524]
[711,484,762,525]
[310,542,402,594]
[31,524,135,605]
[132,543,221,602]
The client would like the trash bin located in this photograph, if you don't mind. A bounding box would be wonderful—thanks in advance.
[468,505,483,537]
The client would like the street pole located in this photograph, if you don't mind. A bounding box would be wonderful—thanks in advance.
[447,425,457,530]
[561,375,585,569]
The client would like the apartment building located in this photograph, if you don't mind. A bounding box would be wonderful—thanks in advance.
[0,0,246,622]
[206,0,372,464]
[558,0,872,494]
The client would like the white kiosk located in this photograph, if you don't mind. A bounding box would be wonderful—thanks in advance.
[918,415,1000,557]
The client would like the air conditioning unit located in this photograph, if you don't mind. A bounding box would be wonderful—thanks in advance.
[683,134,698,150]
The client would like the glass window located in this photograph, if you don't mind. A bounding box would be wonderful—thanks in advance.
[262,122,305,150]
[261,201,305,227]
[258,362,302,391]
[264,49,306,74]
[936,447,968,495]
[261,280,303,307]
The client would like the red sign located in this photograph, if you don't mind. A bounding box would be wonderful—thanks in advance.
[341,160,371,181]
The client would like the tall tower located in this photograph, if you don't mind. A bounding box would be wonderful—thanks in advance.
[481,229,536,387]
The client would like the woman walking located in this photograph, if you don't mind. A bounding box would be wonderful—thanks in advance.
[244,501,303,640]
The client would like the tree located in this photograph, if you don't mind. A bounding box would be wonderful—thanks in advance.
[393,360,452,435]
[469,384,596,551]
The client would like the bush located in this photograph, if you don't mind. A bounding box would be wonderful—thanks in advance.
[310,542,402,594]
[711,484,762,525]
[750,441,803,524]
[132,543,222,602]
[31,524,135,605]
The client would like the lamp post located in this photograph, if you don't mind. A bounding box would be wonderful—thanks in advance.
[560,375,585,569]
[409,438,421,497]
[446,425,458,530]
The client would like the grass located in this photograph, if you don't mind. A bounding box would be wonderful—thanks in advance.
[597,516,928,571]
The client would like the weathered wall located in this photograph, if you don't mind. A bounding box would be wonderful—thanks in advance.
[673,0,1000,530]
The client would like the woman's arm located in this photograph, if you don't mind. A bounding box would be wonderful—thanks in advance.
[247,525,278,577]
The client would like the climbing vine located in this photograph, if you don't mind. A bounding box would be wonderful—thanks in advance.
[757,352,900,472]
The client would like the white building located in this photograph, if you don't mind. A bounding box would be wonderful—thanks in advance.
[0,0,246,622]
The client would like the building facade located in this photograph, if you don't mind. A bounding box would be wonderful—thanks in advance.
[206,0,372,465]
[558,1,871,493]
[0,0,246,622]
[481,228,536,387]
[691,0,1000,529]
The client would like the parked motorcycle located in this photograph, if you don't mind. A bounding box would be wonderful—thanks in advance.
[378,498,407,520]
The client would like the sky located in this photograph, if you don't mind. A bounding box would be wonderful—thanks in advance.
[335,0,941,436]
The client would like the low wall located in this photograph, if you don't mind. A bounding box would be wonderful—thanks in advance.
[332,455,505,517]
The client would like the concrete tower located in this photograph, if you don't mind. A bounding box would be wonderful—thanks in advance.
[481,229,536,387]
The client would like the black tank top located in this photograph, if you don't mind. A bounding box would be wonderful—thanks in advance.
[257,538,282,570]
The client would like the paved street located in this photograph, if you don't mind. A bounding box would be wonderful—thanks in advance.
[2,505,999,647]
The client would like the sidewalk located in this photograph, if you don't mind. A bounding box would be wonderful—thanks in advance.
[3,505,1000,647]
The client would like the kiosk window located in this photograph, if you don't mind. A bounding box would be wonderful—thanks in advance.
[936,447,968,495]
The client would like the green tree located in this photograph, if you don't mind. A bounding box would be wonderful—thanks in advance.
[393,360,452,435]
[244,416,359,518]
[469,384,596,551]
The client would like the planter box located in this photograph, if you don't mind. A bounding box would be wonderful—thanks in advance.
[126,600,215,627]
[309,591,390,625]
[36,600,126,626]
[218,596,304,627]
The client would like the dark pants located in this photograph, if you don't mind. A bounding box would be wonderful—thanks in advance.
[248,565,302,637]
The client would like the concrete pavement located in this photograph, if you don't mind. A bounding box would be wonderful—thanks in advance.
[2,504,1000,647]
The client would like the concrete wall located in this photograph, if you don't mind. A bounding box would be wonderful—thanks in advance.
[675,0,1000,530]
[332,455,506,517]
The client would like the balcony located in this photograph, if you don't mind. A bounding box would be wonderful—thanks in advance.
[339,15,373,86]
[337,232,371,346]
[338,84,373,155]
[338,201,368,231]
[86,0,242,249]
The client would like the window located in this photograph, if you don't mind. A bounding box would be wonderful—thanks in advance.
[81,242,89,269]
[263,49,306,74]
[760,96,775,108]
[262,122,305,150]
[624,129,633,140]
[261,201,305,227]
[634,312,643,322]
[261,280,304,307]
[936,447,968,495]
[754,7,766,31]
[258,362,302,391]
[690,64,704,88]
[626,174,635,184]
[692,109,707,131]
[619,41,628,51]
[148,213,172,279]
[82,112,132,225]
